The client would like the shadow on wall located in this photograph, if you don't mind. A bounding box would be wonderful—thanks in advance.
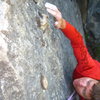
[76,0,100,61]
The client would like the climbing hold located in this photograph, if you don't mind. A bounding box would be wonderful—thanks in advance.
[36,13,49,31]
[40,14,49,31]
[40,74,48,90]
[35,16,41,27]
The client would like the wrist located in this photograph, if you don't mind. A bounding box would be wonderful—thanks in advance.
[60,18,66,29]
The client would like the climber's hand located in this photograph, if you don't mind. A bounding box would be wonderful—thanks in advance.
[45,2,62,21]
[45,2,66,29]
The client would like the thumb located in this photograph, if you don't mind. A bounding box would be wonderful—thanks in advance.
[54,21,60,29]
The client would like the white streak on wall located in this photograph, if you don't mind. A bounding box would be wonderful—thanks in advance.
[0,1,10,31]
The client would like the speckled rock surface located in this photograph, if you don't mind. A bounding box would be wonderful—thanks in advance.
[0,0,84,100]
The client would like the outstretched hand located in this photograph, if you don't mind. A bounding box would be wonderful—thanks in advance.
[45,2,66,29]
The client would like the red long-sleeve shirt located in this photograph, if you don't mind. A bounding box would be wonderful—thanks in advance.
[60,21,100,100]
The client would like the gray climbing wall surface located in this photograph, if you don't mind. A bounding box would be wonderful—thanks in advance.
[0,0,84,100]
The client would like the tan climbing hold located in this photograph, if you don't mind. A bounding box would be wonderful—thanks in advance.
[40,74,48,90]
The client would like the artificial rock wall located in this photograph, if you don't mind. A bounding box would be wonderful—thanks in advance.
[0,0,84,100]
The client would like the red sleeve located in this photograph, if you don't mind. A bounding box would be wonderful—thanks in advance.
[60,21,100,80]
[60,21,93,65]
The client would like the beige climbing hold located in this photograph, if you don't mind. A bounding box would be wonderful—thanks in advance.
[40,74,48,90]
[40,14,49,31]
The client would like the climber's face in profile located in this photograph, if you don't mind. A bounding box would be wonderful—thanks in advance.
[73,77,98,99]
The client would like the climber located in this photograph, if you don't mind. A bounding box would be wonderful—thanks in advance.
[45,2,100,100]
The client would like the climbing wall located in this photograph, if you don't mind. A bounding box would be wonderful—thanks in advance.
[0,0,84,100]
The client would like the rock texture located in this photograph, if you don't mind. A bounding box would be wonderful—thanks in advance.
[85,0,100,61]
[0,0,84,100]
[77,0,100,61]
[76,0,88,24]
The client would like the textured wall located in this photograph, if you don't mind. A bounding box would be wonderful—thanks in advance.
[0,0,84,100]
[85,0,100,61]
[76,0,100,61]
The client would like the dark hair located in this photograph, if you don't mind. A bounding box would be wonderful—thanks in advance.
[91,82,100,100]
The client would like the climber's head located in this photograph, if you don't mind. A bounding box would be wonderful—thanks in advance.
[91,82,100,100]
[73,77,99,100]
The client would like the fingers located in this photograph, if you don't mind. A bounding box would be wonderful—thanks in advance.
[55,21,60,29]
[46,8,62,20]
[45,2,63,29]
[45,2,62,20]
[46,8,57,18]
[45,2,58,12]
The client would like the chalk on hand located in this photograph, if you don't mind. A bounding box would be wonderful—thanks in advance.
[45,2,58,11]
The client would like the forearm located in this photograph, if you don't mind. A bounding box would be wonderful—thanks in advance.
[60,20,93,65]
[60,20,83,44]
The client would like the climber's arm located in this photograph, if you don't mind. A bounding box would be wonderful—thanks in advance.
[60,20,93,65]
[45,2,83,44]
[60,20,83,44]
[45,2,94,65]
